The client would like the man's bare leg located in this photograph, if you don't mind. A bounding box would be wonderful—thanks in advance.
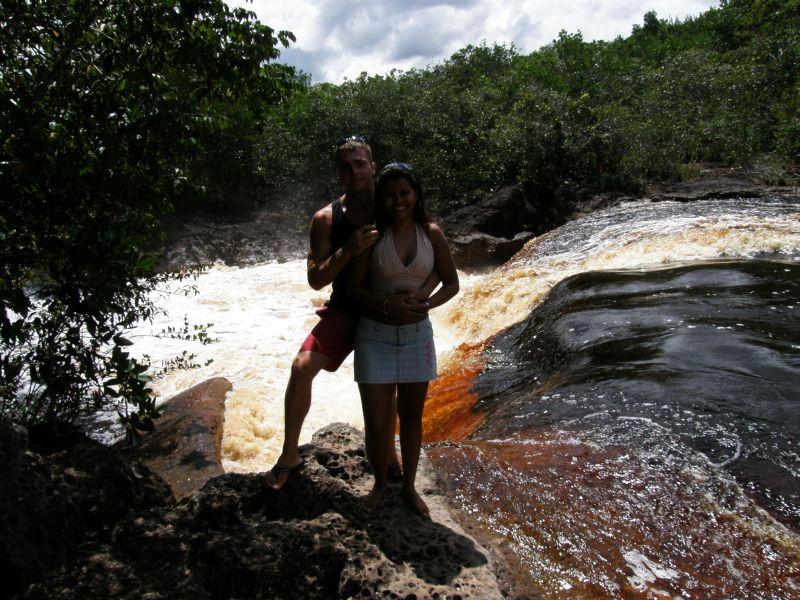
[268,350,329,490]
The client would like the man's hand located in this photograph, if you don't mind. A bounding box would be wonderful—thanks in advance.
[344,225,379,258]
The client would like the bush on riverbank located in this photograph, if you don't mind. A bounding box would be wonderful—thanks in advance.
[0,1,295,429]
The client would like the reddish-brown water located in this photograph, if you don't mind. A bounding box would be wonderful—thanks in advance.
[424,257,800,598]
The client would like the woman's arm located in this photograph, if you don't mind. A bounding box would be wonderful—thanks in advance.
[424,224,459,310]
[417,271,441,300]
[394,271,441,302]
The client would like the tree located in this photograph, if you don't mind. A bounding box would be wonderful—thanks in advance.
[0,0,296,431]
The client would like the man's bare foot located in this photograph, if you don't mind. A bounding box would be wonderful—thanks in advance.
[401,485,430,518]
[360,484,387,513]
[267,455,304,491]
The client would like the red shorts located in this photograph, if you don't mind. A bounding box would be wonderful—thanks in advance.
[299,306,358,372]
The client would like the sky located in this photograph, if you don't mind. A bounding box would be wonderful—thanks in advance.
[226,0,720,83]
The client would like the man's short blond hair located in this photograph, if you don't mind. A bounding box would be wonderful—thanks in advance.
[333,136,373,166]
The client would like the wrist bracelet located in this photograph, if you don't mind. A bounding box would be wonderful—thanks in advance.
[424,301,431,311]
[382,296,389,315]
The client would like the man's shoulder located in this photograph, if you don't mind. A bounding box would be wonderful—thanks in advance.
[311,202,335,228]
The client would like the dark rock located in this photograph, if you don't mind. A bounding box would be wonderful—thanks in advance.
[448,186,539,239]
[0,421,172,599]
[439,167,798,270]
[157,201,314,271]
[441,184,575,269]
[120,377,232,500]
[20,423,501,599]
[449,231,537,270]
[0,421,27,470]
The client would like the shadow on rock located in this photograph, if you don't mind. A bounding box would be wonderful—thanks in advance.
[18,423,500,599]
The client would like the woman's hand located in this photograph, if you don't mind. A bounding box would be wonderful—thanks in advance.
[386,290,428,323]
[393,286,427,303]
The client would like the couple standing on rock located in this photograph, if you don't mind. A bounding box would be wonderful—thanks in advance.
[267,136,459,517]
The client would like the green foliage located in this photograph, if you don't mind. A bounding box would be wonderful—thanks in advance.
[157,316,218,345]
[0,0,295,430]
[260,0,798,214]
[142,350,215,380]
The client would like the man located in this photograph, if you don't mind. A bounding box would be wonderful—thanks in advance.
[268,136,428,489]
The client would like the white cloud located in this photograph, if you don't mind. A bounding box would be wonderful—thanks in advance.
[227,0,720,82]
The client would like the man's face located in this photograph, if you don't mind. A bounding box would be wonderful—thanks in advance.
[336,147,376,195]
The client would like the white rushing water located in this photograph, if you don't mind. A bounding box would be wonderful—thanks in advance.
[128,261,475,473]
[128,196,800,473]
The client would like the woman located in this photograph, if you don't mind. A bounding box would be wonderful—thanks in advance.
[348,162,459,516]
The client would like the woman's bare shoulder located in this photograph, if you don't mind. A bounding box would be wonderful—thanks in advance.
[426,222,448,241]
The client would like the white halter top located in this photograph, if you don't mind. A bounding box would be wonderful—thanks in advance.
[369,223,434,295]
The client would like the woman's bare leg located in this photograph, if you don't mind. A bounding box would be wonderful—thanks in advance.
[387,390,402,479]
[359,383,395,511]
[397,381,430,517]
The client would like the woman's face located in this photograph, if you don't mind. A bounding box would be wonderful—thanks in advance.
[383,176,417,223]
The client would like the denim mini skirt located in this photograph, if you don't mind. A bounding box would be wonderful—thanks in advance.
[354,317,437,384]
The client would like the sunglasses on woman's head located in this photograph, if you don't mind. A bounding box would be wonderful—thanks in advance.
[380,162,414,175]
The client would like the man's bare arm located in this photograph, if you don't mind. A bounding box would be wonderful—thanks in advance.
[306,205,378,290]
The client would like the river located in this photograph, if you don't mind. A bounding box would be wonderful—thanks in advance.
[129,194,800,597]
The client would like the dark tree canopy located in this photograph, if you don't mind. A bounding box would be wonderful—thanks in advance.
[260,0,798,214]
[0,0,296,429]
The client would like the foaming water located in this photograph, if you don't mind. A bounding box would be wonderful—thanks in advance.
[449,197,800,342]
[128,260,475,472]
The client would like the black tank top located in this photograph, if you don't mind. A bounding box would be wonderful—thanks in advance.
[327,199,360,315]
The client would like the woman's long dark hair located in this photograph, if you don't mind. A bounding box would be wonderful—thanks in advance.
[374,162,430,234]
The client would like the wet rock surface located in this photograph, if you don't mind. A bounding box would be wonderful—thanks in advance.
[157,201,314,271]
[9,422,502,599]
[645,166,795,202]
[439,167,798,269]
[441,185,558,268]
[117,377,232,500]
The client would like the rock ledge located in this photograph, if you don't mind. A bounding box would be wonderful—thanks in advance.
[5,420,503,599]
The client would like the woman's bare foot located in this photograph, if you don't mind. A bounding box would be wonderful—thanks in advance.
[401,485,430,518]
[360,484,387,513]
[387,460,403,482]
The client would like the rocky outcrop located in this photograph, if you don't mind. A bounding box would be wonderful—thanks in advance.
[0,422,173,599]
[439,167,798,269]
[646,166,796,202]
[441,183,616,269]
[120,377,232,500]
[6,421,502,599]
[157,201,316,271]
[442,185,542,268]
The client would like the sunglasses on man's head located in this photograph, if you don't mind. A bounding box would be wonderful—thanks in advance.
[335,135,367,147]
